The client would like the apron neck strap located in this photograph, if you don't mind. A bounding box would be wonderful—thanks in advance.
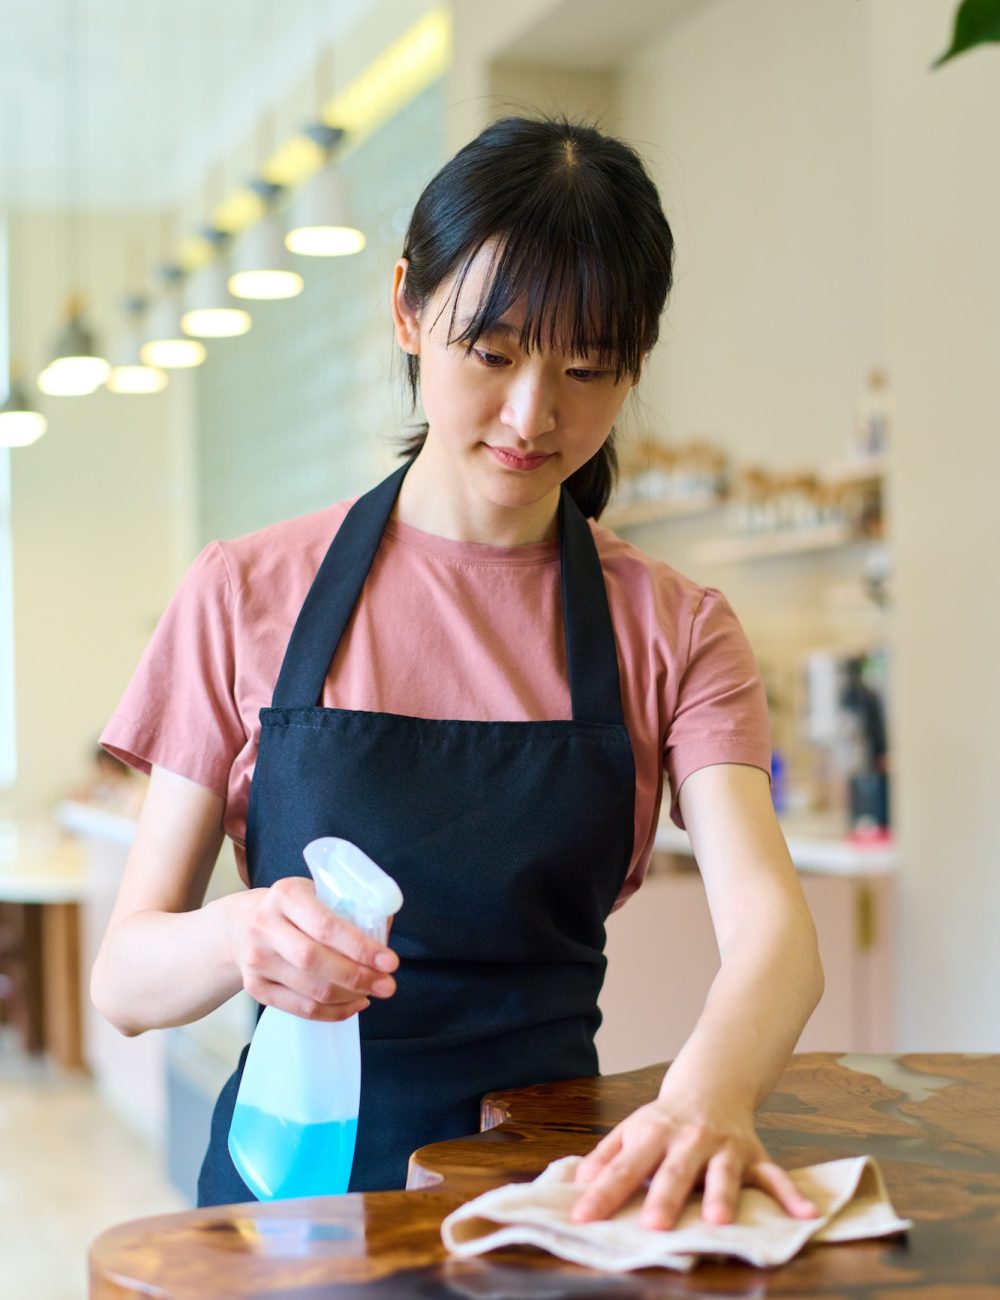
[270,456,625,726]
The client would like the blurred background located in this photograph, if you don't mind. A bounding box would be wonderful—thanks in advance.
[0,0,997,1295]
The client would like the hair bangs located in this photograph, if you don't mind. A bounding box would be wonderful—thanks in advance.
[440,218,651,383]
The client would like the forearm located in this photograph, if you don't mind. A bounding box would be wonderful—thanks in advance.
[91,889,261,1036]
[660,906,824,1111]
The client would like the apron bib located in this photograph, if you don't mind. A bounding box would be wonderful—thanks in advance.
[197,457,636,1205]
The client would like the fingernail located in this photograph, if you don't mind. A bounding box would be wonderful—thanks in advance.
[373,977,395,996]
[375,951,396,971]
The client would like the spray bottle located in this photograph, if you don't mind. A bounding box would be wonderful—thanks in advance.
[228,838,403,1200]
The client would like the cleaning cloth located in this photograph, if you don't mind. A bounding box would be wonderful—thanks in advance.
[441,1154,911,1273]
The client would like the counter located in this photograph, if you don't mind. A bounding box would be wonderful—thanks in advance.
[89,1051,1000,1298]
[655,814,899,876]
[0,822,89,1066]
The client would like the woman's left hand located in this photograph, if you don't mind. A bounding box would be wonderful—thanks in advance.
[571,1093,819,1230]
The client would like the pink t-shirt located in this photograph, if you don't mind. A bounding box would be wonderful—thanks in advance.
[101,500,771,911]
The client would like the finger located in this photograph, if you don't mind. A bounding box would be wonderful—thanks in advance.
[273,878,398,973]
[640,1132,712,1230]
[265,917,397,1002]
[700,1152,743,1225]
[575,1129,624,1183]
[749,1161,820,1218]
[571,1145,663,1223]
[247,976,371,1022]
[253,947,384,1008]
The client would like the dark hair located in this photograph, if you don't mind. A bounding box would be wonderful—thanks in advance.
[397,115,674,518]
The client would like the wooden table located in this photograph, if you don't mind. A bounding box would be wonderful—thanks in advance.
[0,832,89,1070]
[89,1052,1000,1297]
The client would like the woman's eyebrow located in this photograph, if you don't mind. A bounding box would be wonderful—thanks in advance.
[462,318,606,353]
[458,318,520,337]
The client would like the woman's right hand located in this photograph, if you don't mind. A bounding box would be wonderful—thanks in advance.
[227,877,399,1022]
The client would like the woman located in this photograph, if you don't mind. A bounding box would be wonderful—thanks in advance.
[92,116,824,1229]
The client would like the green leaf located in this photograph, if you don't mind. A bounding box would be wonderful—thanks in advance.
[932,0,1000,68]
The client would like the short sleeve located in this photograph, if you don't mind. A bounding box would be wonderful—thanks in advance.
[99,541,246,798]
[664,587,772,830]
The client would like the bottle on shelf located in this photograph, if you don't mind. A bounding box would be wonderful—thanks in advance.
[853,367,892,461]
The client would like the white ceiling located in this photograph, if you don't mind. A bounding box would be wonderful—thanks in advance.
[0,0,370,211]
[498,0,702,71]
[0,0,698,213]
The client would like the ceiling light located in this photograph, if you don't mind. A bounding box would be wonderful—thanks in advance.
[37,295,111,396]
[141,267,207,369]
[0,372,47,447]
[106,296,168,394]
[285,129,365,258]
[181,233,252,338]
[228,182,304,301]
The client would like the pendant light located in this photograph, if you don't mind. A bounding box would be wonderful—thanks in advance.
[228,179,304,301]
[228,5,303,301]
[285,35,364,259]
[181,33,252,338]
[0,367,47,448]
[106,295,168,394]
[37,294,111,396]
[141,262,206,370]
[0,93,45,443]
[38,0,110,397]
[285,126,365,258]
[181,229,252,338]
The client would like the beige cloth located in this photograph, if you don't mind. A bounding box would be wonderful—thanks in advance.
[441,1154,911,1273]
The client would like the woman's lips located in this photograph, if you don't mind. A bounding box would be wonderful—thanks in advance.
[487,446,555,472]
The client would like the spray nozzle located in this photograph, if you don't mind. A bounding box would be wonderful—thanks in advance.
[302,838,403,943]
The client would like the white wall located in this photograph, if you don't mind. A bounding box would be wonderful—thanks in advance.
[868,0,1000,1050]
[5,210,192,820]
[618,0,882,466]
[612,0,999,1049]
[489,61,619,131]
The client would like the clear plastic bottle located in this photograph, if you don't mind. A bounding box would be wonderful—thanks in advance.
[228,838,403,1200]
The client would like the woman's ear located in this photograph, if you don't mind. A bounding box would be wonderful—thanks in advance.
[391,259,420,355]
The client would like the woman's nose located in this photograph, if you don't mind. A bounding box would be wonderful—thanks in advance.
[500,372,557,443]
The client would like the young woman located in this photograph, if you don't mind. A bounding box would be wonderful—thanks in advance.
[92,116,824,1229]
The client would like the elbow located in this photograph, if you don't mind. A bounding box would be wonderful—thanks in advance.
[89,958,143,1039]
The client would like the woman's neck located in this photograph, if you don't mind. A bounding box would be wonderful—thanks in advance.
[392,440,560,547]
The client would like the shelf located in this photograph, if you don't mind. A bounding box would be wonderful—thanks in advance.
[654,820,899,876]
[694,523,883,564]
[56,800,137,846]
[819,455,887,487]
[0,831,90,903]
[603,492,725,530]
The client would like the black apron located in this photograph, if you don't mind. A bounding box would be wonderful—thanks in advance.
[197,457,636,1206]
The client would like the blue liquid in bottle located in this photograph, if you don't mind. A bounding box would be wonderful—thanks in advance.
[227,837,402,1202]
[229,1104,359,1200]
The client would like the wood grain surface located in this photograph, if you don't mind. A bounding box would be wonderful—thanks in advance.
[89,1053,1000,1298]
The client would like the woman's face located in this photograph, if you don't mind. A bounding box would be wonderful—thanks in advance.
[391,242,637,515]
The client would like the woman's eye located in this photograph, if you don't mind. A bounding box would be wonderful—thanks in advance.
[473,349,509,367]
[567,368,606,382]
